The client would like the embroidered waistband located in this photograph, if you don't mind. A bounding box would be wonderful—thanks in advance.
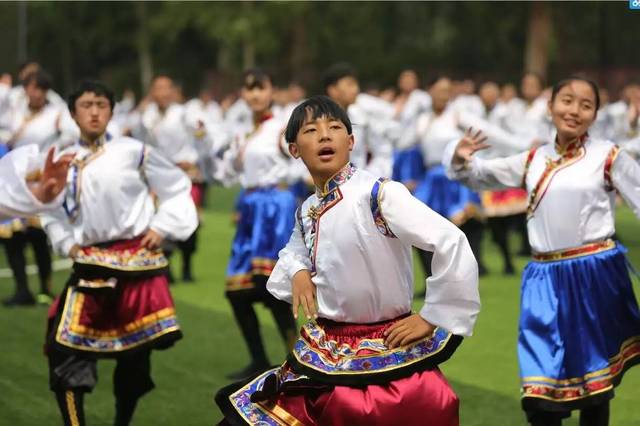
[74,238,168,273]
[532,240,616,262]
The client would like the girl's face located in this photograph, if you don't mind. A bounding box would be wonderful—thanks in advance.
[242,80,273,114]
[549,80,597,142]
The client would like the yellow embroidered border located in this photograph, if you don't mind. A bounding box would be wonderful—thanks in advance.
[65,391,80,426]
[522,336,640,402]
[55,286,180,352]
[532,240,615,262]
[293,326,453,375]
[257,402,307,426]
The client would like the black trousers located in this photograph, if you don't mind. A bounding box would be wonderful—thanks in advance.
[416,218,486,278]
[527,401,610,426]
[226,275,297,366]
[49,347,154,426]
[2,227,52,296]
[487,216,515,273]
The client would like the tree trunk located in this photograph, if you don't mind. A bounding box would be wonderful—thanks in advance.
[289,6,312,85]
[241,1,256,69]
[135,2,154,92]
[524,1,552,80]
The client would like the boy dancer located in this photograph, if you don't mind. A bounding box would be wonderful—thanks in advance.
[41,80,197,426]
[216,96,480,425]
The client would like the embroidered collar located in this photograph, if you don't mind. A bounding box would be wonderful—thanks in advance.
[315,163,356,198]
[258,112,273,124]
[554,133,588,157]
[79,132,111,151]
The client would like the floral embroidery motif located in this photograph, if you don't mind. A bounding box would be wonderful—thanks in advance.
[370,177,397,238]
[303,163,356,275]
[522,336,640,402]
[526,136,586,218]
[55,286,179,352]
[604,145,620,192]
[292,321,454,375]
[315,163,356,198]
[74,245,168,272]
[228,368,292,426]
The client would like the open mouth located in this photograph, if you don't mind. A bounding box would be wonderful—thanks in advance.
[318,147,336,161]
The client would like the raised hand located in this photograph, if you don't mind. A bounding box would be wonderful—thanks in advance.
[30,147,75,203]
[383,314,436,349]
[452,127,490,166]
[291,269,317,320]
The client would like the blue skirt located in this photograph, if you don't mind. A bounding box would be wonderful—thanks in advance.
[288,180,313,206]
[414,165,481,225]
[392,146,425,185]
[225,187,296,293]
[519,242,640,412]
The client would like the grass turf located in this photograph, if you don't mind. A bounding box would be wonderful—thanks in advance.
[0,185,638,425]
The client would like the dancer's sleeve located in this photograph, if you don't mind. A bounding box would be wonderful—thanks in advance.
[40,207,77,257]
[0,145,64,220]
[267,214,312,303]
[380,180,480,336]
[442,139,531,191]
[610,148,640,219]
[143,146,199,241]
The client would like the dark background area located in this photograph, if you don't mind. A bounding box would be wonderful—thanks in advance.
[0,1,638,99]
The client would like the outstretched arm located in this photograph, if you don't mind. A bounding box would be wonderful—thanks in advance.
[0,146,73,220]
[443,127,532,191]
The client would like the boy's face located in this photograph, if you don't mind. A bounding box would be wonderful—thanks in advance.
[289,113,354,183]
[327,76,359,108]
[72,91,112,140]
[151,76,174,110]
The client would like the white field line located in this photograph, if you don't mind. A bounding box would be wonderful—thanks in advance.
[0,258,72,278]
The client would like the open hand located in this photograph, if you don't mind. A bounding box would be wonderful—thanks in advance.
[383,314,436,349]
[291,269,317,320]
[140,229,164,249]
[30,147,75,203]
[452,127,490,166]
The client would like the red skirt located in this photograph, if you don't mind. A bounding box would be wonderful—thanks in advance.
[191,182,206,208]
[217,317,462,425]
[46,237,181,357]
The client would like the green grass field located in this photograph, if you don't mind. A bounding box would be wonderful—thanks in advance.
[1,186,639,425]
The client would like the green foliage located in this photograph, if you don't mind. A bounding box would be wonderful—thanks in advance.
[0,1,638,109]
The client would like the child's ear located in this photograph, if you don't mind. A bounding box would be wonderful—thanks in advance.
[348,134,355,152]
[288,143,300,159]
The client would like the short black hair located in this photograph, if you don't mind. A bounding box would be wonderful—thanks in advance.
[242,68,272,90]
[322,63,357,92]
[24,69,52,91]
[551,76,601,111]
[285,95,352,144]
[67,80,115,113]
[427,75,450,88]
